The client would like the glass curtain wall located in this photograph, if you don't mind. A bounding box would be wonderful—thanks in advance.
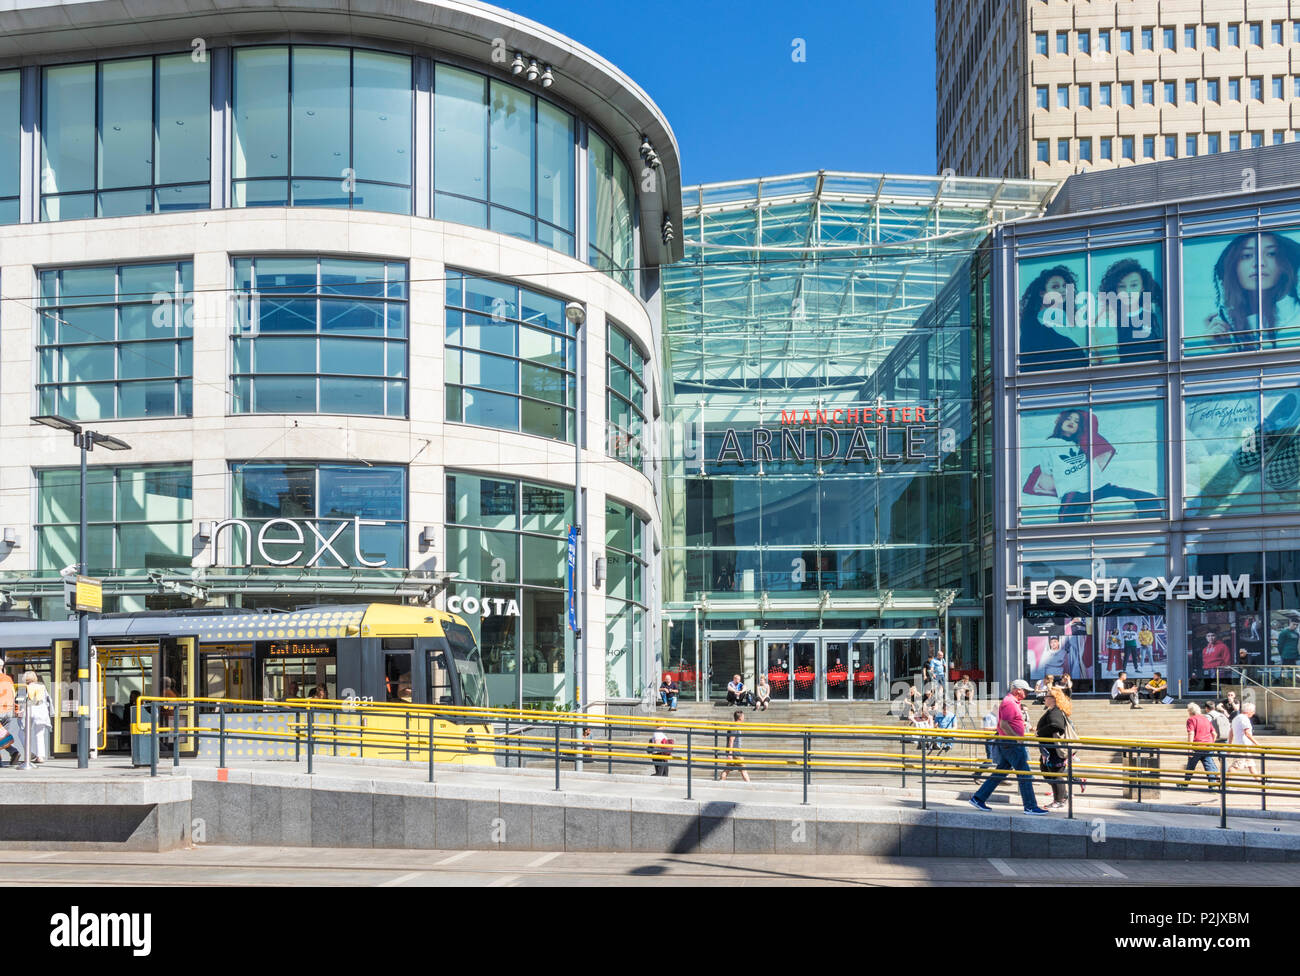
[445,472,574,707]
[231,256,407,417]
[36,465,193,576]
[606,321,647,468]
[41,54,210,220]
[605,501,648,699]
[37,261,194,420]
[232,47,412,213]
[433,64,576,254]
[444,270,576,441]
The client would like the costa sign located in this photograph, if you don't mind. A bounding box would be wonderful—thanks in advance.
[447,594,521,618]
[212,516,388,568]
[1028,575,1251,605]
[715,403,940,465]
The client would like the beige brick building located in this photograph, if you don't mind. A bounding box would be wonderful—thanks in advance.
[938,0,1300,180]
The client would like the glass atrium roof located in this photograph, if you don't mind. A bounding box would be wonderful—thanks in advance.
[664,170,1057,400]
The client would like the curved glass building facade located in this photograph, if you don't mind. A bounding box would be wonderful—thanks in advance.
[662,172,1054,701]
[0,0,682,712]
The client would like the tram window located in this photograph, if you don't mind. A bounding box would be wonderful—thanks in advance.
[444,621,488,708]
[264,656,336,701]
[382,638,413,650]
[384,652,412,702]
[202,646,254,706]
[428,651,452,705]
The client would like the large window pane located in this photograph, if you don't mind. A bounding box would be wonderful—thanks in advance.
[233,48,289,179]
[536,100,574,233]
[98,58,153,190]
[42,64,96,196]
[292,48,350,179]
[155,54,210,187]
[0,71,21,205]
[434,64,486,202]
[352,51,411,190]
[489,80,533,216]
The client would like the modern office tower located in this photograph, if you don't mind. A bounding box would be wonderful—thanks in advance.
[937,0,1300,180]
[0,0,682,712]
[661,171,1054,702]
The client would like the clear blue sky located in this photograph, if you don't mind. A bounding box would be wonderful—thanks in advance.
[502,0,938,186]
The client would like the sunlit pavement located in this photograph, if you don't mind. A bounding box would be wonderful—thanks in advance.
[4,846,1300,887]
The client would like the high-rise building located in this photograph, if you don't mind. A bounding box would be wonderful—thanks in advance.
[937,0,1300,181]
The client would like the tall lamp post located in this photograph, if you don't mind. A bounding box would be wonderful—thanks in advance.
[32,415,131,768]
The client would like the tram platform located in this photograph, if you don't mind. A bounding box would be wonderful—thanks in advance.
[8,754,1300,861]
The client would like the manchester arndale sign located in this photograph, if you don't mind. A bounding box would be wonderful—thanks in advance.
[715,404,940,465]
[1028,575,1252,605]
[212,517,388,568]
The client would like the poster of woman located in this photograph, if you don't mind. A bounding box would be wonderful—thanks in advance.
[1020,404,1163,523]
[1090,245,1164,362]
[1183,230,1300,353]
[1017,258,1088,371]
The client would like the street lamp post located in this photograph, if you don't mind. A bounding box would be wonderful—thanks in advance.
[32,415,131,768]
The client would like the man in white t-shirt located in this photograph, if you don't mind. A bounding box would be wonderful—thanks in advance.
[1229,702,1259,774]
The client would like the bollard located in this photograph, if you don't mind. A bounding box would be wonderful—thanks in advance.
[218,703,226,770]
[554,722,561,791]
[686,729,693,800]
[150,703,158,777]
[921,734,927,810]
[1066,748,1074,820]
[802,731,810,805]
[307,708,314,775]
[428,714,435,784]
[1218,751,1227,829]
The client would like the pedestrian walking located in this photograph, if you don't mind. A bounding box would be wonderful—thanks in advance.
[1228,702,1260,776]
[969,680,1050,815]
[972,705,999,781]
[648,724,673,776]
[0,659,28,768]
[1036,688,1070,810]
[1178,703,1219,788]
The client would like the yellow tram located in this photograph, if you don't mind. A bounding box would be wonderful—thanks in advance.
[0,603,492,762]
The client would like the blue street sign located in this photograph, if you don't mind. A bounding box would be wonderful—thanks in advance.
[566,526,578,631]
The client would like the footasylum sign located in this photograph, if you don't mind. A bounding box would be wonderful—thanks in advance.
[1028,574,1252,605]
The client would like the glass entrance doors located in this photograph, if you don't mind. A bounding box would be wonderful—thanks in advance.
[702,629,938,701]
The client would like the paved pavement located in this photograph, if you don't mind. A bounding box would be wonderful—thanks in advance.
[5,846,1299,886]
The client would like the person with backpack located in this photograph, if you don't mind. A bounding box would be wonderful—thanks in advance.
[1208,703,1231,744]
[648,725,673,776]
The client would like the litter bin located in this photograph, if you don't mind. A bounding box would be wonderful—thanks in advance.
[129,724,158,768]
[1122,748,1161,800]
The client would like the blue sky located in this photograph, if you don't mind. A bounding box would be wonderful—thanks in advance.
[502,0,938,186]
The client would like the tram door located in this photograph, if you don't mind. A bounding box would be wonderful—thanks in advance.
[52,637,197,756]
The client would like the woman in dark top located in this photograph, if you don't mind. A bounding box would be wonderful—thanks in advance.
[1037,689,1070,810]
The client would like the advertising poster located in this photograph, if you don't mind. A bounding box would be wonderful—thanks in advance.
[1020,400,1164,524]
[1017,252,1088,372]
[1183,229,1300,354]
[1026,615,1091,681]
[1016,242,1163,370]
[1184,386,1300,514]
[1097,614,1167,681]
[1187,611,1238,690]
[1270,609,1300,668]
